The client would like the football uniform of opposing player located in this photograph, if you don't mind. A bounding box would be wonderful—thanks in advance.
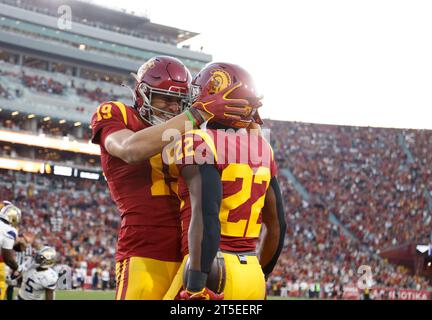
[16,247,58,300]
[91,56,252,300]
[163,63,287,300]
[0,201,22,300]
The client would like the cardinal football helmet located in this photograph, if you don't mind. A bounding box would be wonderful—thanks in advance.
[132,56,191,125]
[191,62,262,128]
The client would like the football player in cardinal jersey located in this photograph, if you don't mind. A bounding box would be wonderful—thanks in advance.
[91,56,252,300]
[163,62,287,300]
[16,246,58,300]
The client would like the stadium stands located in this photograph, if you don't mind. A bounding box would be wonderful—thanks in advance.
[0,169,117,289]
[0,60,130,104]
[265,120,431,298]
[0,0,429,299]
[0,0,185,47]
[0,118,429,296]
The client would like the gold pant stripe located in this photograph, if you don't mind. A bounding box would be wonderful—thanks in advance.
[115,257,180,300]
[115,259,127,300]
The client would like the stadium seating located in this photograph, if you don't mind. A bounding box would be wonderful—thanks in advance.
[0,60,130,104]
[0,119,430,296]
[0,169,117,289]
[265,120,431,297]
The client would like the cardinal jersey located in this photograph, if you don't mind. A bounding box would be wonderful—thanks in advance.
[17,266,58,300]
[166,128,277,256]
[91,101,181,262]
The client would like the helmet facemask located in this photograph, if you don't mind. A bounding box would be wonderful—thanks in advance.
[35,247,56,269]
[190,84,202,105]
[137,83,190,125]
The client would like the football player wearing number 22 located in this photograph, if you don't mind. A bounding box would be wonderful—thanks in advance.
[90,56,250,299]
[163,62,287,300]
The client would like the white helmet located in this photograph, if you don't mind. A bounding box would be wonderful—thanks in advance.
[0,201,22,228]
[35,246,57,269]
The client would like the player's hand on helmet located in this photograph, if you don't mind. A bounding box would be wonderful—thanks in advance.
[252,108,264,125]
[178,287,224,300]
[189,79,251,125]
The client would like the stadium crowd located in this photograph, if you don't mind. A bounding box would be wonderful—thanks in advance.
[76,87,123,104]
[22,74,64,95]
[0,119,430,297]
[0,83,13,99]
[0,169,118,290]
[0,62,127,104]
[265,120,431,297]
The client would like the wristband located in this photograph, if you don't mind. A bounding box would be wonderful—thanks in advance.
[189,107,206,127]
[184,110,197,127]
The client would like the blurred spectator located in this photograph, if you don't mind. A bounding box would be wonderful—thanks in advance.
[265,120,431,296]
[0,169,118,290]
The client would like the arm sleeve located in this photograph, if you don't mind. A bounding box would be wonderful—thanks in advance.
[182,164,222,292]
[198,164,222,274]
[261,177,287,277]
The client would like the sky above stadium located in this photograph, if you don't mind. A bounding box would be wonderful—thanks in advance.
[87,0,432,129]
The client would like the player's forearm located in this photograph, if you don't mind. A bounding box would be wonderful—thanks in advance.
[187,193,220,292]
[188,192,204,271]
[183,165,222,292]
[2,249,18,270]
[259,178,287,278]
[196,165,222,273]
[123,113,193,163]
[258,225,280,271]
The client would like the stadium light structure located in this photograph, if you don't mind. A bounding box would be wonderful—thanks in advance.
[79,171,100,180]
[11,111,19,116]
[59,119,66,124]
[74,122,81,127]
[0,157,45,173]
[27,114,35,119]
[53,165,73,177]
[43,116,51,122]
[0,129,100,155]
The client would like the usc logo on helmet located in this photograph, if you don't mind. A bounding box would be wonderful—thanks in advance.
[209,69,231,94]
[137,59,156,79]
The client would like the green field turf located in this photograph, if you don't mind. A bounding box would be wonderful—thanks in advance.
[55,290,292,300]
[13,289,295,300]
[11,289,116,300]
[56,290,116,300]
